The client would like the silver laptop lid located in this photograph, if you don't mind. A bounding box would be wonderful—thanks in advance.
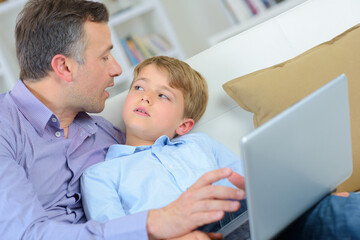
[240,74,353,240]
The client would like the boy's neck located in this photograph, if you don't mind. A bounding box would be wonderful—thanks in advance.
[125,132,178,146]
[125,133,156,146]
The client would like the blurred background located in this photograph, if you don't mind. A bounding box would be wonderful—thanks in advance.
[0,0,305,94]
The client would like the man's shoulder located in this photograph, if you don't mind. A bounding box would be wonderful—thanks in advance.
[91,115,113,126]
[0,92,20,125]
[90,115,125,144]
[0,93,23,148]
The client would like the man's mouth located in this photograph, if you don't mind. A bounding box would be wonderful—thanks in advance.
[104,82,114,98]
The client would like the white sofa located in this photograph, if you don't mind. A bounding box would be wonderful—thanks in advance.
[99,0,360,165]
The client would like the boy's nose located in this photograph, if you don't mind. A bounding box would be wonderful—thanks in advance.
[141,95,151,104]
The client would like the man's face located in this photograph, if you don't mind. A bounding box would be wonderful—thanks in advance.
[69,21,122,113]
[122,64,187,145]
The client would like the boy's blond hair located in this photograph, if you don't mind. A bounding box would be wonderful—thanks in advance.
[132,56,208,123]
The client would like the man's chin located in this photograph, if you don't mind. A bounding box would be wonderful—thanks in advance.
[84,103,105,114]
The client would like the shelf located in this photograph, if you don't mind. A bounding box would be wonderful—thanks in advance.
[0,0,25,93]
[0,47,15,93]
[108,0,184,92]
[0,0,184,94]
[209,0,307,46]
[109,1,154,26]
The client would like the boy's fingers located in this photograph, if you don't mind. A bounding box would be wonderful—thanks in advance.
[190,168,232,189]
[227,171,246,190]
[191,185,245,202]
[191,199,241,213]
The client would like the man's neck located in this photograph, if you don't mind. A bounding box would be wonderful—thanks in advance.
[23,78,77,138]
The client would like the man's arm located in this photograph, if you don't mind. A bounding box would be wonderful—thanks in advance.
[0,124,148,239]
[1,151,243,239]
[146,168,246,239]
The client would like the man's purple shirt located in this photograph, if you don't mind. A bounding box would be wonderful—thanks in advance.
[0,80,148,239]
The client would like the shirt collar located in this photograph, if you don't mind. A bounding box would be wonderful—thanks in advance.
[10,80,54,136]
[74,112,98,136]
[10,80,98,136]
[106,135,186,160]
[153,135,185,147]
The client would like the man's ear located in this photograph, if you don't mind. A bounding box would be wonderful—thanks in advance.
[51,54,73,82]
[175,118,195,136]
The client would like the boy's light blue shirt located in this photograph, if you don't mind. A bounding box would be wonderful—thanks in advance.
[81,132,245,223]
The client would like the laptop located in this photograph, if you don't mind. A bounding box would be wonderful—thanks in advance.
[218,74,353,240]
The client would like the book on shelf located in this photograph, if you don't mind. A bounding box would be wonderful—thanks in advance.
[222,0,253,23]
[147,34,171,53]
[120,38,139,66]
[221,0,292,25]
[261,0,271,8]
[244,0,259,15]
[131,35,153,59]
[261,0,284,8]
[126,36,144,63]
[119,34,172,67]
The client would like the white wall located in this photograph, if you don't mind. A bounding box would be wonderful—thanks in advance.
[159,0,230,58]
[0,0,230,93]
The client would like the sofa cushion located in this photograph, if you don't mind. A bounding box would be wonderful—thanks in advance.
[222,23,360,192]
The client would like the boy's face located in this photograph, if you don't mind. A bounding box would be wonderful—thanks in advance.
[123,64,193,146]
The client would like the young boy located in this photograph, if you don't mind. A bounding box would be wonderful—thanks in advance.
[81,56,246,231]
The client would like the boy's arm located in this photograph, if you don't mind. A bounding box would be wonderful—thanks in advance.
[81,164,127,222]
[206,134,245,177]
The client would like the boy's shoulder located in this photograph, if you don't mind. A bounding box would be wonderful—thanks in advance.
[176,132,215,143]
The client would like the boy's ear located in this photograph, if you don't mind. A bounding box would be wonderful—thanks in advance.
[51,54,73,82]
[175,118,195,136]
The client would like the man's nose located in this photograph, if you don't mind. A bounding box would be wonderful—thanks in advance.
[110,57,122,77]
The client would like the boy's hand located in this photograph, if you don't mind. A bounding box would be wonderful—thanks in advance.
[147,168,246,239]
[167,231,222,240]
[227,171,245,191]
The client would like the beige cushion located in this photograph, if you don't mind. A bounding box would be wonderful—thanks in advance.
[223,24,360,192]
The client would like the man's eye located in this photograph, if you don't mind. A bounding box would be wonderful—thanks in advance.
[103,56,109,61]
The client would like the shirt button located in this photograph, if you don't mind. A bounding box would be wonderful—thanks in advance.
[51,117,57,123]
[55,131,61,137]
[66,207,72,214]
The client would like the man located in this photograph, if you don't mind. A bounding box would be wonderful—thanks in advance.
[0,0,245,239]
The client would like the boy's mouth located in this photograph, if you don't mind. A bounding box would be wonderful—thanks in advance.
[134,107,150,117]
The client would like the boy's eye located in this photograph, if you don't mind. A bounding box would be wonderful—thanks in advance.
[159,94,169,100]
[134,85,144,91]
[103,56,109,61]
